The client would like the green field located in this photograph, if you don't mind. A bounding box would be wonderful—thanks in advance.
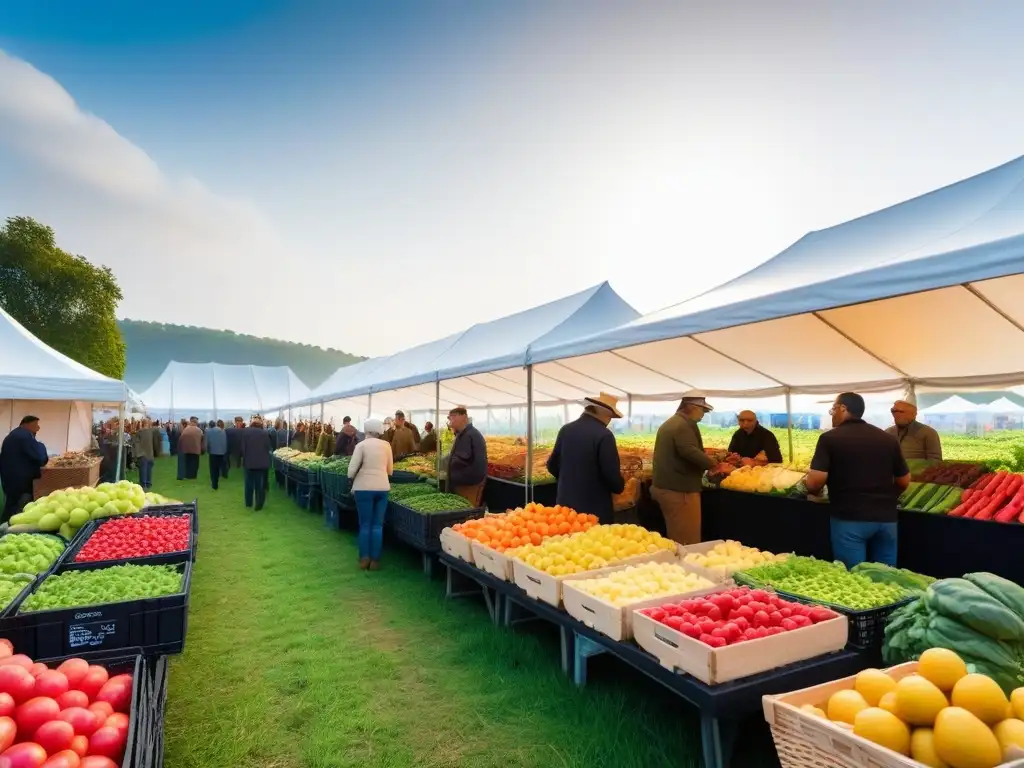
[156,457,779,767]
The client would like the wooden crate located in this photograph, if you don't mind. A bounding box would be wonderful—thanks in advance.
[677,539,788,583]
[562,565,729,642]
[633,607,848,686]
[470,542,514,581]
[511,548,678,607]
[439,528,474,564]
[33,460,102,500]
[764,660,1024,767]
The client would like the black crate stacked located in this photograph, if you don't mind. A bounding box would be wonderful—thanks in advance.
[388,502,485,553]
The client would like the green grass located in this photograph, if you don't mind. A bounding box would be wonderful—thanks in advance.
[155,457,780,768]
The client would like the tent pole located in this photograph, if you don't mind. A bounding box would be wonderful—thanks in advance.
[115,402,126,482]
[435,381,441,483]
[367,393,373,421]
[526,365,534,506]
[785,388,794,465]
[319,402,324,423]
[66,402,73,454]
[627,394,633,421]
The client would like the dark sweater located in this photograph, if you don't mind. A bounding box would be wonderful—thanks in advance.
[240,427,272,470]
[727,423,783,463]
[547,414,625,523]
[448,424,487,487]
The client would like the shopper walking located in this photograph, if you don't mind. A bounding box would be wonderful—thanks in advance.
[445,407,487,506]
[241,417,271,510]
[178,418,204,480]
[348,419,393,570]
[805,392,911,568]
[205,420,228,490]
[546,393,626,524]
[132,418,162,491]
[174,419,189,479]
[651,394,717,545]
[157,421,170,456]
[226,417,244,471]
[0,416,48,522]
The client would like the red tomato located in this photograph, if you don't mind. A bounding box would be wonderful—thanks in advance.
[0,658,32,673]
[0,641,13,660]
[0,694,15,718]
[102,713,127,736]
[28,665,47,680]
[73,669,107,702]
[93,682,129,715]
[86,727,125,762]
[41,752,81,768]
[0,716,15,753]
[33,720,75,754]
[0,742,48,768]
[69,736,88,758]
[0,668,35,704]
[79,758,117,768]
[15,698,60,738]
[54,662,88,691]
[34,672,69,699]
[85,703,111,723]
[57,709,99,738]
[55,691,88,711]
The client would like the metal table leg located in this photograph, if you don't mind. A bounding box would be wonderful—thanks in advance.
[572,632,606,687]
[700,715,736,768]
[422,552,434,577]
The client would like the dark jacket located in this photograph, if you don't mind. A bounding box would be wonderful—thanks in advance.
[178,425,204,455]
[225,426,243,456]
[728,423,783,463]
[132,427,162,461]
[334,425,358,457]
[447,424,487,488]
[547,414,625,523]
[205,426,228,456]
[652,412,715,493]
[418,431,437,454]
[241,426,272,470]
[169,426,180,454]
[0,427,49,497]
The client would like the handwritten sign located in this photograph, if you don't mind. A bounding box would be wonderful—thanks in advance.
[68,620,119,649]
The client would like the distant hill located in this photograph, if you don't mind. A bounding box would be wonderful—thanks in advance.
[118,319,364,392]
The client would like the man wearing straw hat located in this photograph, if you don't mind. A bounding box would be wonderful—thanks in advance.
[651,392,718,545]
[546,393,626,524]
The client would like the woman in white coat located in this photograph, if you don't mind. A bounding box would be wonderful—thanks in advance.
[347,419,393,570]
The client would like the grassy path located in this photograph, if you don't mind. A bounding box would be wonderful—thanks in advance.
[154,457,776,768]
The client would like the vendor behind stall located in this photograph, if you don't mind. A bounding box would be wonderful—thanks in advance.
[886,399,942,461]
[804,392,911,569]
[728,410,783,464]
[445,407,487,506]
[546,393,626,524]
[651,394,717,545]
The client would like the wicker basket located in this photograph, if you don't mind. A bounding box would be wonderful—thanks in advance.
[33,460,102,499]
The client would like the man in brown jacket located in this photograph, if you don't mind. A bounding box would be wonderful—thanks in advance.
[386,411,418,458]
[178,417,204,480]
[651,394,717,545]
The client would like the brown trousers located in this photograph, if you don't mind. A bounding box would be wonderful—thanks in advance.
[651,487,702,545]
[452,481,486,508]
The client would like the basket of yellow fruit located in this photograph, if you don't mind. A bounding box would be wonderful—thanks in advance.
[679,539,790,582]
[511,524,679,607]
[763,647,1024,768]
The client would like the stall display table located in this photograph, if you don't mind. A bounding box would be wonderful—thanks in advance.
[438,552,870,768]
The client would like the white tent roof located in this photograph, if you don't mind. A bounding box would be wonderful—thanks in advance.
[982,396,1024,413]
[920,396,982,414]
[516,154,1024,402]
[139,362,310,418]
[0,304,126,403]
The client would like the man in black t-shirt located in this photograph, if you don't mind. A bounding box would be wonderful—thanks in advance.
[804,393,911,568]
[728,410,783,464]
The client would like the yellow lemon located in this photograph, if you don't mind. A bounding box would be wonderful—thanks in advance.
[878,691,900,716]
[853,707,911,756]
[934,707,1002,768]
[951,674,1009,725]
[896,674,949,727]
[910,728,949,768]
[799,703,826,719]
[918,648,968,692]
[827,689,869,724]
[993,718,1024,755]
[1012,687,1024,721]
[855,668,897,707]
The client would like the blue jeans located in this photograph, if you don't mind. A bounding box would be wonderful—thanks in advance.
[137,458,154,489]
[830,518,897,569]
[355,490,388,561]
[244,469,267,510]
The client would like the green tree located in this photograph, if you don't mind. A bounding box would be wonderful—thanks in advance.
[0,216,126,379]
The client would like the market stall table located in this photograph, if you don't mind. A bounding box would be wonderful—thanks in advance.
[438,552,871,768]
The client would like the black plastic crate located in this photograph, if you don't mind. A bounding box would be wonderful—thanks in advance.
[390,470,424,484]
[149,655,169,768]
[388,501,484,553]
[0,532,72,620]
[294,482,321,512]
[6,560,192,658]
[320,471,350,501]
[773,589,914,650]
[58,511,195,571]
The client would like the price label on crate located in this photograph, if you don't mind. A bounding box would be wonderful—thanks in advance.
[68,618,123,650]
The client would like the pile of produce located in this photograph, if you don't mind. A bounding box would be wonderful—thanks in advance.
[486,462,522,481]
[0,639,136,766]
[883,572,1024,695]
[899,482,964,514]
[319,456,351,475]
[737,556,912,610]
[400,493,474,514]
[387,484,436,503]
[0,535,65,576]
[47,451,100,469]
[74,516,190,563]
[10,482,179,541]
[572,562,713,606]
[273,447,299,459]
[719,465,806,494]
[802,647,1024,767]
[913,461,987,488]
[681,539,789,578]
[0,576,32,612]
[639,587,838,647]
[452,504,599,552]
[851,562,935,592]
[20,564,183,613]
[948,471,1024,522]
[287,452,321,467]
[513,524,677,576]
[393,456,437,477]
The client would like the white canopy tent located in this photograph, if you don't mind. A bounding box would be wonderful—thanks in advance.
[139,362,311,423]
[0,305,127,454]
[920,396,983,415]
[985,397,1024,414]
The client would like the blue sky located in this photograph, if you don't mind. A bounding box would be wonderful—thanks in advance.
[2,1,1024,356]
